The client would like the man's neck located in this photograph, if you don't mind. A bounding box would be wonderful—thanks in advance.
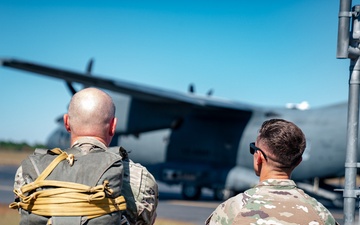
[70,136,108,147]
[259,169,291,182]
[71,136,108,148]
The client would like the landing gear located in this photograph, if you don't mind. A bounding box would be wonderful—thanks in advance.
[181,183,202,200]
[213,188,235,201]
[213,188,225,200]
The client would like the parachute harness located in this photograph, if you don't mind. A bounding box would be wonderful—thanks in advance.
[9,148,126,219]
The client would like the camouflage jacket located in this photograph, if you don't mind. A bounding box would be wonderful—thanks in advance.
[205,179,338,225]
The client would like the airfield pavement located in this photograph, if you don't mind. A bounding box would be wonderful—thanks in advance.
[0,151,354,224]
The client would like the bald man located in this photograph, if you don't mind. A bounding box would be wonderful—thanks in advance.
[14,88,118,191]
[63,87,117,152]
[13,88,158,225]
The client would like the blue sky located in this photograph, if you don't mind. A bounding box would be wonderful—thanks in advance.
[0,0,351,144]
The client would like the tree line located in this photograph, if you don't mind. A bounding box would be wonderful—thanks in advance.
[0,140,46,151]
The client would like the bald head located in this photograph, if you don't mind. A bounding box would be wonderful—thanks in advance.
[64,88,117,146]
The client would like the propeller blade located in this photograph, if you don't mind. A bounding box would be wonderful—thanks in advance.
[66,58,95,94]
[66,82,77,95]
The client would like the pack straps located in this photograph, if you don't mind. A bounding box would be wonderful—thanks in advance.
[9,148,126,219]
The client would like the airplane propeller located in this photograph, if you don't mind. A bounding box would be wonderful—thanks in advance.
[65,58,94,95]
[66,81,77,95]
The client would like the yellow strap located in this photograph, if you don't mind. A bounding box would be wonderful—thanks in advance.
[33,148,73,183]
[20,179,112,196]
[10,148,126,219]
[10,195,126,219]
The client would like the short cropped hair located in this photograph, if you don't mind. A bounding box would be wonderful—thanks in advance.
[258,119,306,168]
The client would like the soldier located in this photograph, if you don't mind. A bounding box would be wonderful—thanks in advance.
[205,119,339,225]
[13,88,158,225]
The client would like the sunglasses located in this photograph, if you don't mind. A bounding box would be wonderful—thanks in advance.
[249,142,268,161]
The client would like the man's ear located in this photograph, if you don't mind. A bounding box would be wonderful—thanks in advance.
[256,152,263,165]
[63,114,71,132]
[109,117,117,137]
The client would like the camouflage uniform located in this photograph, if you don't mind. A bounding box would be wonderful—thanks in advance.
[206,179,338,225]
[14,137,158,225]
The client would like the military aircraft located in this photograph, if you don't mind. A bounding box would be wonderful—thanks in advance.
[1,58,348,202]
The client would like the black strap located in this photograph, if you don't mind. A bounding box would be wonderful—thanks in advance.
[119,147,128,160]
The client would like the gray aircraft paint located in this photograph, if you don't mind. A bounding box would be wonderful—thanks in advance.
[0,58,351,201]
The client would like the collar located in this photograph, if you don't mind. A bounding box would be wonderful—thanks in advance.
[257,179,297,188]
[71,137,108,154]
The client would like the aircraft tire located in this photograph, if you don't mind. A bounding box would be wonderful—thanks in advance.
[213,188,225,201]
[181,184,202,200]
[213,188,235,200]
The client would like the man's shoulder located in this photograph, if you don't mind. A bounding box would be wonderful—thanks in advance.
[231,180,338,225]
[296,187,338,224]
[14,165,24,191]
[206,193,249,225]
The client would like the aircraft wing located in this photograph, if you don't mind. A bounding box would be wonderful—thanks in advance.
[1,58,259,134]
[1,58,254,112]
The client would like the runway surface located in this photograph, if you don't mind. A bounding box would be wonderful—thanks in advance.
[0,165,350,225]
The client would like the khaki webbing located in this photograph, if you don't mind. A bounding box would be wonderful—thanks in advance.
[9,148,126,219]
